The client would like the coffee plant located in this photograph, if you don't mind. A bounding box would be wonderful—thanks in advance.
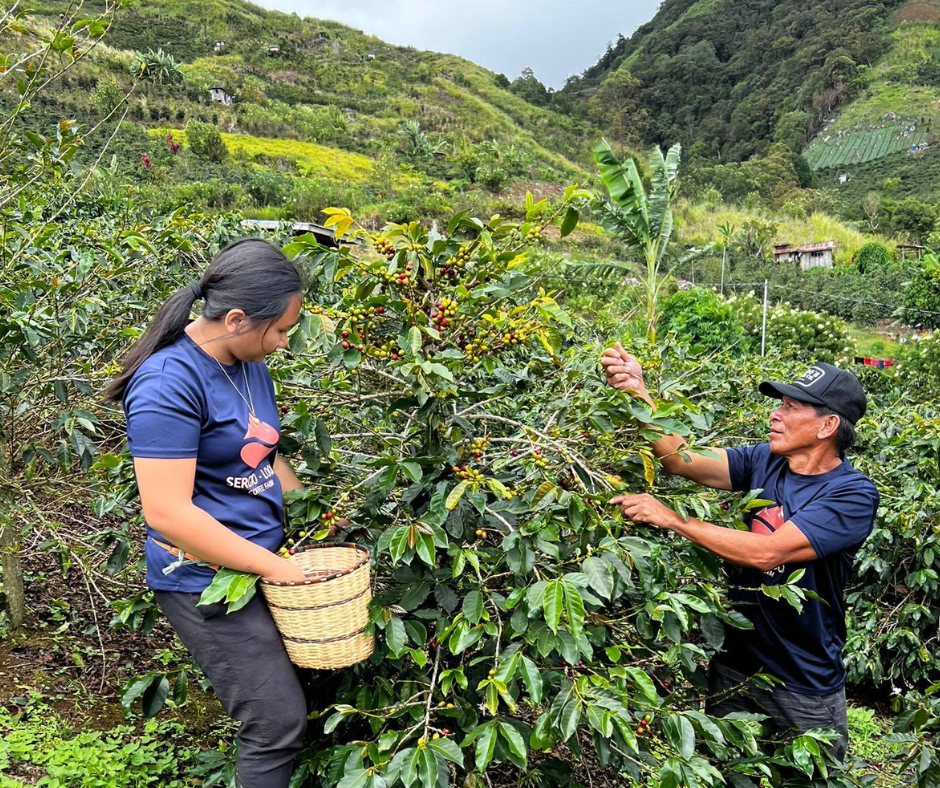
[134,197,868,788]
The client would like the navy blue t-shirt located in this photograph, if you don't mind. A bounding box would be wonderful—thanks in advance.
[720,443,878,695]
[124,334,284,592]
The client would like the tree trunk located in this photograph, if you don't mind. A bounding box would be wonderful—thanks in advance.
[0,422,24,630]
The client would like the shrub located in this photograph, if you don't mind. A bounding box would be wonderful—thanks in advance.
[286,178,365,221]
[186,119,228,163]
[245,169,288,207]
[855,242,893,274]
[91,79,124,116]
[477,163,508,192]
[728,293,853,362]
[902,255,940,329]
[174,179,241,209]
[659,287,746,354]
[897,332,940,397]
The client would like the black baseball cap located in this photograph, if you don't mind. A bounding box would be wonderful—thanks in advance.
[759,362,867,424]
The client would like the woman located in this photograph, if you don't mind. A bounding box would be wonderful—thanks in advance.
[106,238,310,788]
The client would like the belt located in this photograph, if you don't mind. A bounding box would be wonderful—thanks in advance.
[150,537,220,571]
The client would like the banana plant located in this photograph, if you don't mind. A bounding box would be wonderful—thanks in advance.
[716,221,736,295]
[591,139,681,344]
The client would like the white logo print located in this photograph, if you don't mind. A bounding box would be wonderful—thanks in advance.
[795,366,825,388]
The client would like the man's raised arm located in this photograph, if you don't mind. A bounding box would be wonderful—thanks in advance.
[601,342,732,491]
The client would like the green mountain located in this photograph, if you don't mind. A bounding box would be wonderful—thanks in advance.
[23,0,604,225]
[561,0,905,163]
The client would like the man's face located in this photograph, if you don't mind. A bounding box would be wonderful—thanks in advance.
[768,396,832,456]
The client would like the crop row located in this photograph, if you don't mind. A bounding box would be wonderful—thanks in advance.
[804,124,927,170]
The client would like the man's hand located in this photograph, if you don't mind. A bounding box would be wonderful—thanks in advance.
[600,342,647,396]
[611,493,683,530]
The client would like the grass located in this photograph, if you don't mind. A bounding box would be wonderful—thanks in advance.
[849,324,904,358]
[894,1,940,23]
[848,705,903,788]
[828,84,939,132]
[675,200,892,265]
[149,128,382,184]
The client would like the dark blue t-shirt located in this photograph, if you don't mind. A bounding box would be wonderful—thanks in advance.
[721,443,878,695]
[124,334,284,592]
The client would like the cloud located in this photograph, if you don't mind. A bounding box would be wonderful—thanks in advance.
[252,0,659,88]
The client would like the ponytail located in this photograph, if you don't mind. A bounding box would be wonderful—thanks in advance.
[105,238,302,402]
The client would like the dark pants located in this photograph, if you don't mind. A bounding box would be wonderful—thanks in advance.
[706,661,848,762]
[155,590,307,788]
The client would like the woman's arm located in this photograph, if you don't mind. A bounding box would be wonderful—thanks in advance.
[274,454,303,492]
[135,457,306,582]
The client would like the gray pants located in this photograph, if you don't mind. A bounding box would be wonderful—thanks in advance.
[706,661,848,761]
[155,590,307,788]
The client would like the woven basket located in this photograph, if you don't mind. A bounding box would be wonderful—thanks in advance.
[260,543,374,669]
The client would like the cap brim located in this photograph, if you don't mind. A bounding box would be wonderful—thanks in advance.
[758,380,828,408]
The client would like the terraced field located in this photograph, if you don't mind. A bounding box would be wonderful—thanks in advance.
[803,124,927,170]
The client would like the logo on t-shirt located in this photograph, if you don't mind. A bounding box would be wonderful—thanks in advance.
[240,414,279,469]
[750,504,788,577]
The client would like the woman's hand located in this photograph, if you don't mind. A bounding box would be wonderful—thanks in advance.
[263,557,308,584]
[328,517,352,537]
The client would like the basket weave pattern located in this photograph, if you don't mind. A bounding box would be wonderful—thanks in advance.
[260,543,374,669]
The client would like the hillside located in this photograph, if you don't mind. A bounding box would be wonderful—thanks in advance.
[804,7,940,202]
[17,0,604,227]
[559,0,905,162]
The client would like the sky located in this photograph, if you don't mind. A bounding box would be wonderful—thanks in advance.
[252,0,661,89]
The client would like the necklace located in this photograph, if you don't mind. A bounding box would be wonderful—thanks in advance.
[192,322,257,418]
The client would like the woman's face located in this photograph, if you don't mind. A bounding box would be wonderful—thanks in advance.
[228,294,302,362]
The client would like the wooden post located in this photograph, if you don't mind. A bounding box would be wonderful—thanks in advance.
[0,422,24,630]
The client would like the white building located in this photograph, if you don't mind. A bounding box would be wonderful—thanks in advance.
[208,87,233,106]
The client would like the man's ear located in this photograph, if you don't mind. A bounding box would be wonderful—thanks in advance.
[817,414,840,441]
[223,309,248,334]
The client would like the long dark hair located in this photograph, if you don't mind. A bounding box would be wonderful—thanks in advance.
[105,237,303,402]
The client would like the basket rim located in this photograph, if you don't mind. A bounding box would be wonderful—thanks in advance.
[260,542,371,587]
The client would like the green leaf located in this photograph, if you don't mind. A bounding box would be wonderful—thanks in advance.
[543,581,564,633]
[556,693,581,741]
[446,480,470,510]
[106,540,129,576]
[417,748,438,788]
[677,714,696,759]
[172,670,188,705]
[485,477,512,499]
[453,623,484,654]
[198,569,238,606]
[623,667,659,702]
[428,737,463,767]
[520,657,543,705]
[337,769,370,788]
[582,556,613,600]
[560,206,579,238]
[401,461,423,482]
[563,582,585,638]
[415,531,436,566]
[499,721,528,769]
[386,616,407,657]
[120,674,154,711]
[141,675,169,718]
[462,590,485,624]
[473,723,498,771]
[406,326,422,356]
[314,418,332,458]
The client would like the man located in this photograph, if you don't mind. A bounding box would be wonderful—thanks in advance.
[600,343,878,759]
